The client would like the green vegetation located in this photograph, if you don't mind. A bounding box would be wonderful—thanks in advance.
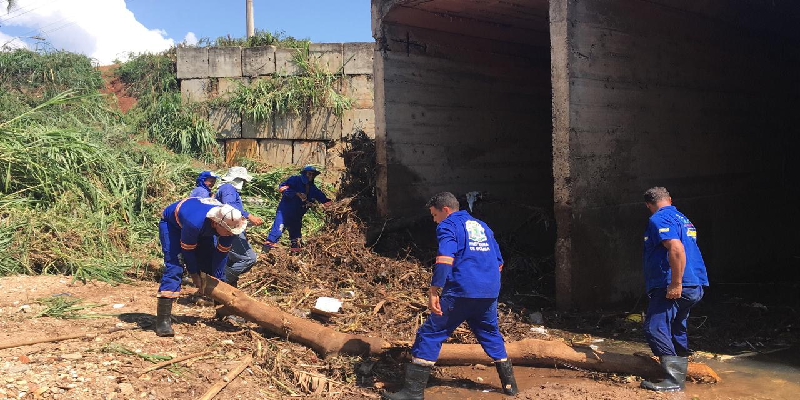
[0,49,197,282]
[207,29,310,49]
[225,48,353,124]
[36,295,107,319]
[0,45,333,283]
[115,50,217,158]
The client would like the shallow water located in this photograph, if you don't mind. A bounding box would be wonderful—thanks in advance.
[424,343,800,400]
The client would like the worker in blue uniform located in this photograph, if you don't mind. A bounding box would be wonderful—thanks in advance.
[188,170,218,198]
[640,187,709,392]
[382,192,518,400]
[262,165,331,254]
[155,197,248,337]
[215,167,264,287]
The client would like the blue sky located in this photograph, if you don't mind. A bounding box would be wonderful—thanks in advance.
[0,0,373,64]
[127,0,373,44]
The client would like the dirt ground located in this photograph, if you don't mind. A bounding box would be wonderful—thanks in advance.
[6,274,791,400]
[98,65,137,113]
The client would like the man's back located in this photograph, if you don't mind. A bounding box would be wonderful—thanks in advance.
[643,205,709,291]
[436,210,503,298]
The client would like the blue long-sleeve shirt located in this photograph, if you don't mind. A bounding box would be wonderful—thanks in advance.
[432,210,503,298]
[277,175,331,216]
[162,198,233,274]
[215,183,250,218]
[189,171,216,198]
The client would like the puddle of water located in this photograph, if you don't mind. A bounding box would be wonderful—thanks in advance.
[422,343,800,399]
[598,340,800,400]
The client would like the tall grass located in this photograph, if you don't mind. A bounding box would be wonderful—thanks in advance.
[115,50,217,159]
[225,48,353,123]
[144,92,218,160]
[0,87,196,282]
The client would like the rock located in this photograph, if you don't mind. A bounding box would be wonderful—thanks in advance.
[118,383,135,396]
[7,365,29,374]
[61,353,83,360]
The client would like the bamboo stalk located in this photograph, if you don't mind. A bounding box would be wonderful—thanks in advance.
[142,351,211,373]
[198,355,253,400]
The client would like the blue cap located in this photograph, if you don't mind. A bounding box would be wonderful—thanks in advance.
[300,165,320,175]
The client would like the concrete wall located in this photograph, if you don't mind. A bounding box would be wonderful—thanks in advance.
[176,43,375,170]
[551,0,800,308]
[374,0,800,309]
[373,20,554,234]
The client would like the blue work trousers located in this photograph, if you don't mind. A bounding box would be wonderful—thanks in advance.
[266,208,303,243]
[224,231,257,287]
[411,297,508,362]
[644,285,704,356]
[157,220,223,298]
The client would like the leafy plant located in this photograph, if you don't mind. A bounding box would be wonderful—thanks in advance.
[225,48,353,123]
[36,296,107,319]
[144,92,218,159]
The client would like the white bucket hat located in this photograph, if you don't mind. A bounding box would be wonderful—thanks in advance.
[206,204,248,235]
[221,166,253,183]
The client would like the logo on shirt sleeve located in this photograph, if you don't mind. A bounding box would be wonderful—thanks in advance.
[658,228,670,233]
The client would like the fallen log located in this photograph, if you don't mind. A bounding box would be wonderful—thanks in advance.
[436,339,720,383]
[199,274,389,357]
[198,274,719,383]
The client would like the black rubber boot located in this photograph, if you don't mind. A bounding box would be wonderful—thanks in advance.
[641,356,687,392]
[154,297,175,337]
[381,363,432,400]
[495,360,519,395]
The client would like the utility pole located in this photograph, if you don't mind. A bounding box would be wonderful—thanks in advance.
[246,0,255,38]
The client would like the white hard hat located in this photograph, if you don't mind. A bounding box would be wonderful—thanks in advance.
[206,204,247,235]
[220,166,253,183]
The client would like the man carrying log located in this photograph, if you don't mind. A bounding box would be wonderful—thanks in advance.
[383,192,518,400]
[155,197,248,337]
[640,187,709,391]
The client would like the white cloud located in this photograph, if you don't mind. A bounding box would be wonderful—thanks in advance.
[0,30,28,50]
[0,0,174,64]
[183,31,198,46]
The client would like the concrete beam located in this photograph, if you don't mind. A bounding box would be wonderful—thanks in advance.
[310,43,343,74]
[259,139,293,165]
[242,46,277,77]
[343,108,376,139]
[293,141,327,166]
[176,47,209,79]
[180,79,211,103]
[209,108,242,139]
[276,48,302,75]
[208,47,243,78]
[343,42,374,75]
[242,119,273,139]
[343,75,374,109]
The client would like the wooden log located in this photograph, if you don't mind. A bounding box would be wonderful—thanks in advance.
[435,339,720,383]
[199,275,389,357]
[198,274,720,383]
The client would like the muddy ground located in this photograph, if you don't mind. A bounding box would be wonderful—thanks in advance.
[1,273,797,400]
